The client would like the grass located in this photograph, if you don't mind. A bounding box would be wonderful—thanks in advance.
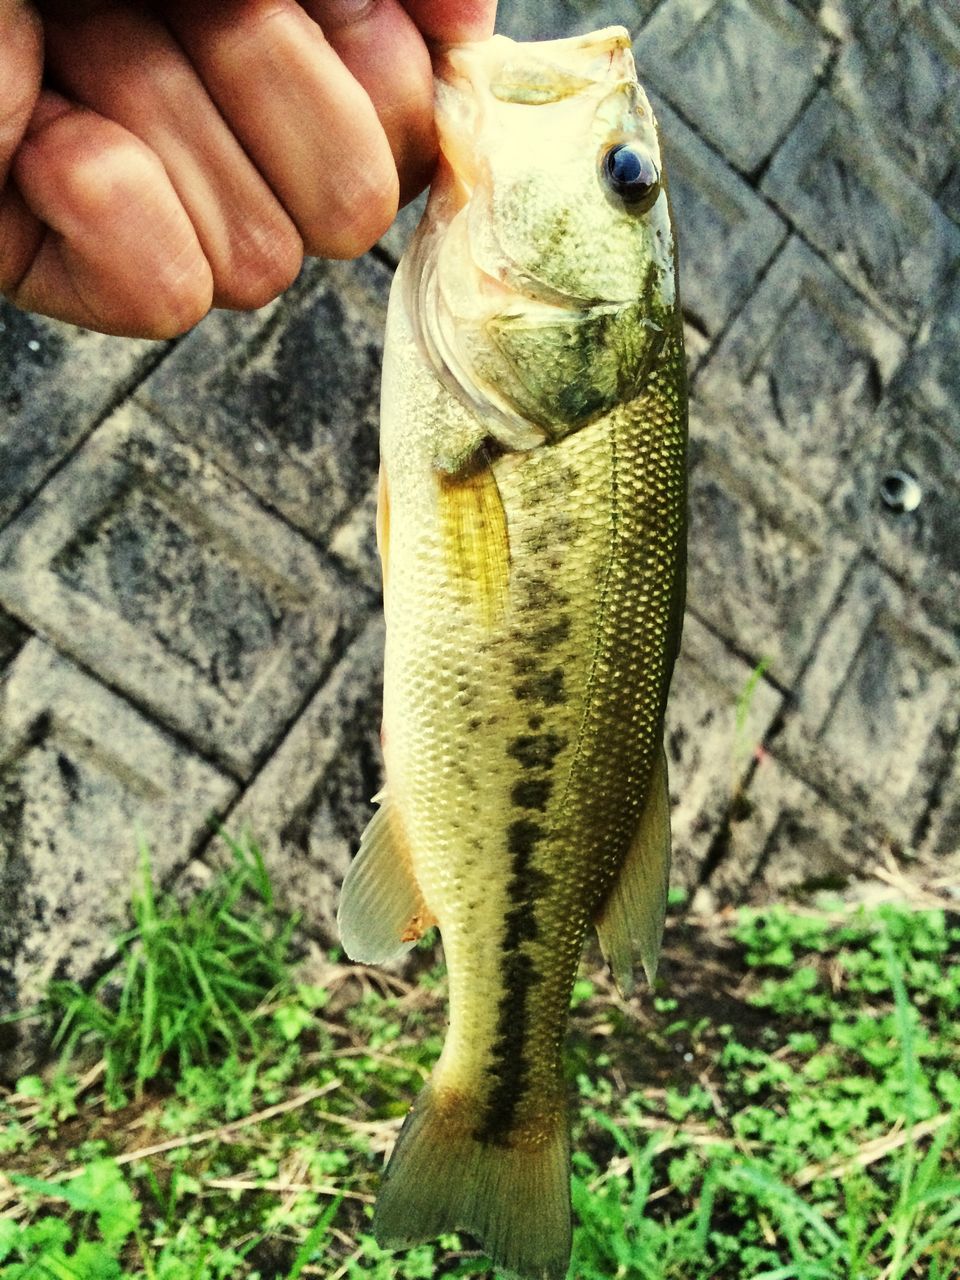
[44,836,296,1107]
[1,839,958,1279]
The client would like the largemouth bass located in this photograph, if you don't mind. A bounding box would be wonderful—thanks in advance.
[338,26,686,1280]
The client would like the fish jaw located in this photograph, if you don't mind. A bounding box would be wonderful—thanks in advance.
[436,27,638,128]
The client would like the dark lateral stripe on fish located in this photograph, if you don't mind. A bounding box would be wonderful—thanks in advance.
[516,574,572,611]
[529,617,572,652]
[475,817,553,1143]
[513,667,566,705]
[506,731,567,770]
[511,777,554,810]
[475,950,540,1143]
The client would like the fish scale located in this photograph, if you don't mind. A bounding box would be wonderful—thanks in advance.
[337,26,687,1280]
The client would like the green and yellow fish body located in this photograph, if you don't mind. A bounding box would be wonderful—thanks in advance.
[338,27,687,1280]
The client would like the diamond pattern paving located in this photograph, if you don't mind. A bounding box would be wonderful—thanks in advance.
[652,99,787,339]
[695,237,907,502]
[637,0,828,173]
[0,402,369,775]
[0,307,160,530]
[762,91,960,332]
[138,257,389,543]
[778,561,960,845]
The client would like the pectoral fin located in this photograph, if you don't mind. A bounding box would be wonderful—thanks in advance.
[595,744,672,995]
[337,791,435,964]
[437,462,510,627]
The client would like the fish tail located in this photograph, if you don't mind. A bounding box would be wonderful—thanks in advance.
[373,1079,571,1280]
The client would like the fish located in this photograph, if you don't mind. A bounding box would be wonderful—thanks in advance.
[337,25,687,1280]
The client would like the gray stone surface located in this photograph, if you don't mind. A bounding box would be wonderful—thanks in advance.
[761,91,960,333]
[495,0,661,41]
[636,0,828,173]
[712,756,882,901]
[0,640,234,1071]
[778,561,960,847]
[920,746,960,864]
[0,402,368,775]
[654,100,787,339]
[828,396,960,632]
[832,3,960,200]
[664,614,783,892]
[937,160,960,225]
[228,619,385,943]
[328,477,382,595]
[695,237,907,503]
[0,614,24,673]
[686,416,852,685]
[379,193,426,266]
[0,308,161,529]
[891,292,960,438]
[1,0,958,1072]
[138,258,389,545]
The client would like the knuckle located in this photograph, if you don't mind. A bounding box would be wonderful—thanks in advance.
[151,274,213,337]
[215,216,303,310]
[97,44,195,126]
[205,0,306,72]
[61,125,165,221]
[308,168,399,259]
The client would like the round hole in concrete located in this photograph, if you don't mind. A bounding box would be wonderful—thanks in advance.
[879,470,922,514]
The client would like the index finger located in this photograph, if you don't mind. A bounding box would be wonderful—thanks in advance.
[400,0,496,44]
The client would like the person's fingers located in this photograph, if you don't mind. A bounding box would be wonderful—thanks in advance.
[3,90,212,336]
[304,0,435,205]
[0,0,43,294]
[0,1,43,181]
[165,0,399,258]
[42,6,303,310]
[399,0,497,44]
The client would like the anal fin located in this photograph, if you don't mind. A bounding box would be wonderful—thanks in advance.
[595,744,672,996]
[337,792,435,964]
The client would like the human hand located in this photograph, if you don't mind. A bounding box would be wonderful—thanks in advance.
[0,0,496,338]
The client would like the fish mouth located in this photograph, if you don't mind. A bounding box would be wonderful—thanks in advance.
[437,26,635,102]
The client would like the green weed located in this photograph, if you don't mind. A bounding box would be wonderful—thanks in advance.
[43,833,295,1105]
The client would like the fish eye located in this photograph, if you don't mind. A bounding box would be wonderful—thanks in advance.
[602,143,660,211]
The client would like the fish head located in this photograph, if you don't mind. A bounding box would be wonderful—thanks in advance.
[407,27,680,450]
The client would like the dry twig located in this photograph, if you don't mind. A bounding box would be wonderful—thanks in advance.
[794,1113,952,1188]
[202,1176,373,1204]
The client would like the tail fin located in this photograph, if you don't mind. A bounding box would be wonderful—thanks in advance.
[373,1080,571,1280]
